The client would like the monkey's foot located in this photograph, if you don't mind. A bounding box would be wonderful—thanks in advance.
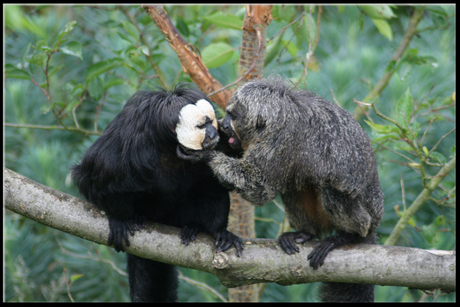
[307,232,361,269]
[108,215,147,253]
[180,224,201,246]
[215,230,244,257]
[278,231,315,255]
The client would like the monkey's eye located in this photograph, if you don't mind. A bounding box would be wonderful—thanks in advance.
[197,117,211,129]
[228,111,237,120]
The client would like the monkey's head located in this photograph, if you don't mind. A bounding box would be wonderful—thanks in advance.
[116,87,220,163]
[176,98,219,156]
[221,78,288,151]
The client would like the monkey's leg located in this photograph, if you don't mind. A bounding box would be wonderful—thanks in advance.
[307,231,361,269]
[278,231,315,254]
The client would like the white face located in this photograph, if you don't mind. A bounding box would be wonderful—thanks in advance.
[176,99,218,150]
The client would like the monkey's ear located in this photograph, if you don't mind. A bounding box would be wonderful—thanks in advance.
[256,114,266,130]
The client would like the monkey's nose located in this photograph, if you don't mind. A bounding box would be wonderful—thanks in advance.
[206,125,218,139]
[222,115,231,130]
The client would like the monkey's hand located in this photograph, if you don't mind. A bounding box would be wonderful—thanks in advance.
[107,215,147,252]
[278,231,315,255]
[176,145,213,162]
[215,230,244,257]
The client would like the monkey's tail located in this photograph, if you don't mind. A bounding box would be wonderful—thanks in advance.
[318,232,377,302]
[127,254,178,302]
[318,282,374,302]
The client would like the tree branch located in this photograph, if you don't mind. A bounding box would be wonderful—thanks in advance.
[385,156,457,246]
[4,167,455,293]
[141,5,232,109]
[352,6,426,120]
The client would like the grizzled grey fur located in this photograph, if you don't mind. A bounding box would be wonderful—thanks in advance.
[205,77,384,302]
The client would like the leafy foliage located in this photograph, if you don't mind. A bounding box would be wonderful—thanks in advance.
[4,4,456,302]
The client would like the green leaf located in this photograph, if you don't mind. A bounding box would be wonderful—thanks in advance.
[372,133,400,143]
[201,42,234,68]
[104,78,125,91]
[121,20,140,43]
[372,19,393,41]
[138,45,149,56]
[403,48,438,67]
[296,14,317,46]
[25,50,47,66]
[57,20,77,43]
[278,6,296,22]
[85,58,123,83]
[88,77,104,101]
[358,5,396,19]
[36,40,51,52]
[281,40,298,59]
[176,16,190,37]
[64,100,80,114]
[4,64,15,73]
[430,151,446,164]
[264,35,283,66]
[70,274,84,283]
[5,68,31,80]
[150,54,166,65]
[421,223,437,244]
[434,215,446,227]
[60,41,82,60]
[204,12,243,30]
[394,88,413,128]
[364,120,400,134]
[40,103,53,114]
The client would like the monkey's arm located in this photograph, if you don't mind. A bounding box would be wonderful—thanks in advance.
[207,151,278,205]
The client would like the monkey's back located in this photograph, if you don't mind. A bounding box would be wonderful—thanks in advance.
[239,78,383,235]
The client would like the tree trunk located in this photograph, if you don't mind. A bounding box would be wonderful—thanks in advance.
[227,5,272,302]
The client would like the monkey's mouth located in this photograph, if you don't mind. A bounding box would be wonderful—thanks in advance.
[176,144,202,162]
[226,132,241,149]
[202,135,219,150]
[177,144,194,156]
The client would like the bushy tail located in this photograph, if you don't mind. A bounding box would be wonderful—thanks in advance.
[127,254,178,302]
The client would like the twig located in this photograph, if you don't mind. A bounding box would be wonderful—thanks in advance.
[385,156,456,246]
[142,5,231,108]
[295,5,322,87]
[428,127,456,156]
[4,123,101,136]
[352,6,426,120]
[207,28,263,98]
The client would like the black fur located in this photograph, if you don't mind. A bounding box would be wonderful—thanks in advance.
[71,87,243,302]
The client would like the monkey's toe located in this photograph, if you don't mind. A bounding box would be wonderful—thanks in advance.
[307,240,335,269]
[215,230,244,257]
[278,231,314,255]
[180,225,201,246]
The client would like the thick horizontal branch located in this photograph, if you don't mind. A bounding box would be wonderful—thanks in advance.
[3,168,456,292]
